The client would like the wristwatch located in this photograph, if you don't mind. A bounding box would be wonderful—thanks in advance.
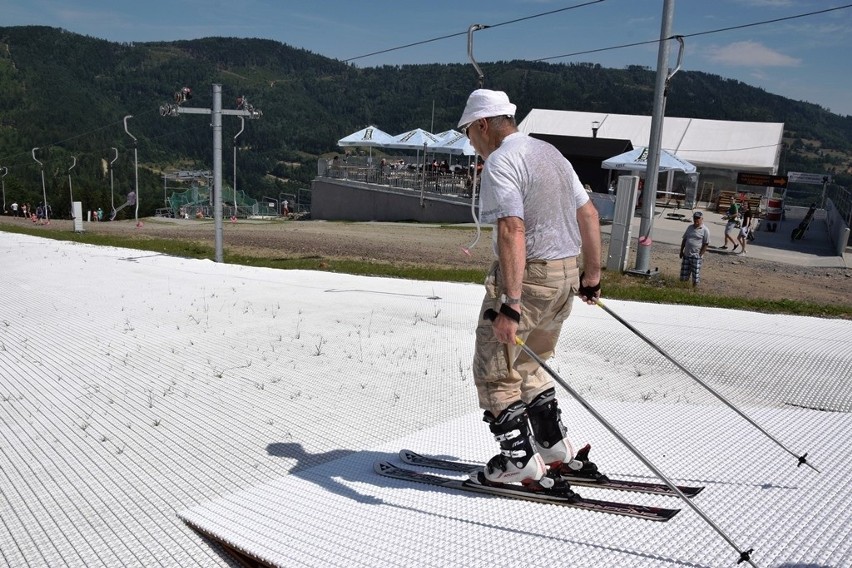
[501,294,521,305]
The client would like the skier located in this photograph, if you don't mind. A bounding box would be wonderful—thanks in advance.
[458,89,602,486]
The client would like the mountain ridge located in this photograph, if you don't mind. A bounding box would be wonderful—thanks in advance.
[0,25,849,217]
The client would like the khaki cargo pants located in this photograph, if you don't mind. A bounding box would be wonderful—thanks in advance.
[472,257,579,417]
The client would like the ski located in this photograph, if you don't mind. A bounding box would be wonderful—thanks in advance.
[400,449,703,498]
[375,461,679,522]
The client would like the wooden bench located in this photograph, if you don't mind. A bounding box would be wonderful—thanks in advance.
[717,191,761,214]
[717,191,736,212]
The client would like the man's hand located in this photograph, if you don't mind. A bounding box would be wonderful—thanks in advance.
[484,307,521,345]
[578,271,601,305]
[576,201,602,305]
[492,307,520,344]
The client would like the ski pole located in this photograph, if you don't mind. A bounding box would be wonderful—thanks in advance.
[594,299,819,473]
[483,309,757,566]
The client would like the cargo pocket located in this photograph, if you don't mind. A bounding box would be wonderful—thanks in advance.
[519,281,560,333]
[522,261,559,301]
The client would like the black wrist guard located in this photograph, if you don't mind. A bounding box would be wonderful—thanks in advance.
[578,271,601,299]
[499,303,521,323]
[483,306,521,324]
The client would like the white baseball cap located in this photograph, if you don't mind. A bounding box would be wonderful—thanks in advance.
[457,89,517,129]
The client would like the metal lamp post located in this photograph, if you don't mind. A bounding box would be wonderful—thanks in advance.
[31,147,49,224]
[632,0,684,275]
[123,116,140,226]
[67,156,76,215]
[109,148,118,215]
[160,84,262,262]
[1,166,7,213]
[233,116,245,220]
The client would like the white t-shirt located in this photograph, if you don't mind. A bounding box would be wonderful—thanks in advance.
[682,224,710,256]
[480,132,589,260]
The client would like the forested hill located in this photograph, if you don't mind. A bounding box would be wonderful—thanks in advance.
[1,26,850,217]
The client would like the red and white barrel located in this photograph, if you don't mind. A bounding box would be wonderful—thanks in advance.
[766,198,783,221]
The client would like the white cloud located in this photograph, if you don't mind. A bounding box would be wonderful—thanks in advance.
[706,40,801,67]
[735,0,793,6]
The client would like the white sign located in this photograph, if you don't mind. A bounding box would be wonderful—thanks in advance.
[787,172,831,185]
[72,202,84,233]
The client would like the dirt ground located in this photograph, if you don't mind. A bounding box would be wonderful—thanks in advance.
[3,216,851,308]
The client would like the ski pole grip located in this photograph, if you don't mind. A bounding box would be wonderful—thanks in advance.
[483,309,525,346]
[578,271,601,300]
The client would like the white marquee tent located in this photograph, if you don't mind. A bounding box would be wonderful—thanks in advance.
[518,110,784,174]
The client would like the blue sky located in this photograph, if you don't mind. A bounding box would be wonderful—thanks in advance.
[3,0,852,116]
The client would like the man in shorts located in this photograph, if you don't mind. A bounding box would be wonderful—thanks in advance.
[459,89,602,486]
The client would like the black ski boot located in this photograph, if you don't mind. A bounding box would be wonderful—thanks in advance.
[479,400,547,487]
[527,388,574,468]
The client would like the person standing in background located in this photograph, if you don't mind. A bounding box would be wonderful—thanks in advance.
[680,211,711,286]
[721,200,739,250]
[737,204,754,255]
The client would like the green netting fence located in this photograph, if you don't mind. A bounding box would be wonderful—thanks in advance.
[165,182,260,219]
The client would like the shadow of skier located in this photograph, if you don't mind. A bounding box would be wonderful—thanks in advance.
[263,442,721,567]
[266,441,394,505]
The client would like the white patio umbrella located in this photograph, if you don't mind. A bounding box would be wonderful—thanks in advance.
[386,128,441,149]
[386,128,443,204]
[432,130,476,177]
[602,146,696,173]
[434,130,476,156]
[385,128,442,168]
[337,125,394,161]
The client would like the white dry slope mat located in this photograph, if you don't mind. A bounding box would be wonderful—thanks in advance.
[0,232,850,568]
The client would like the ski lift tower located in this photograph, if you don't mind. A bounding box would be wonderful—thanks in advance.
[160,84,262,263]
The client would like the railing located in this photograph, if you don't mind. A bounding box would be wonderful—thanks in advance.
[825,184,851,227]
[322,163,479,199]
